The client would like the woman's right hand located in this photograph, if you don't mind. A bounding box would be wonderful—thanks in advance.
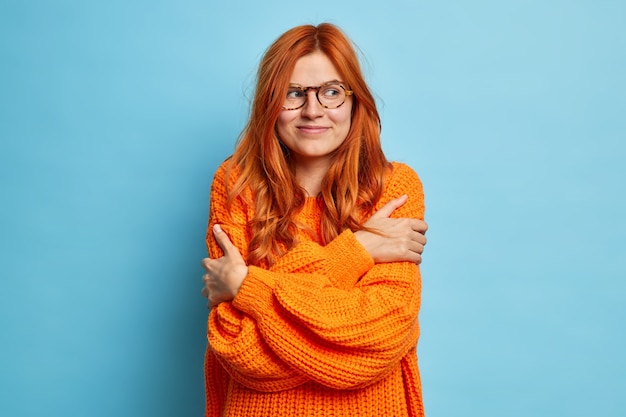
[354,194,428,264]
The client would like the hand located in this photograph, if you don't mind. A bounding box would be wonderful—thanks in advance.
[354,194,428,264]
[201,224,249,308]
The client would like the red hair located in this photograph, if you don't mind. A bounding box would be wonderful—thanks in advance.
[225,23,390,267]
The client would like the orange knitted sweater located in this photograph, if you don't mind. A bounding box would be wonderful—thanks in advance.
[204,161,425,417]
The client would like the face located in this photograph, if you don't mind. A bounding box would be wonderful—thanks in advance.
[276,51,353,170]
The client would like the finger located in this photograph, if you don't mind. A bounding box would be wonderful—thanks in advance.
[208,294,219,309]
[371,194,408,219]
[409,219,428,234]
[401,247,423,264]
[407,227,427,244]
[408,241,425,255]
[201,258,211,269]
[406,247,423,264]
[410,231,427,246]
[213,224,236,255]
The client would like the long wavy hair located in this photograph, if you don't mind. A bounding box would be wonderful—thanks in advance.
[225,23,390,267]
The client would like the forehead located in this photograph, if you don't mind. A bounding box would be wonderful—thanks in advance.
[290,51,342,85]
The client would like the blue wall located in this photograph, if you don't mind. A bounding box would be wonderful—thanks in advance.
[1,1,624,416]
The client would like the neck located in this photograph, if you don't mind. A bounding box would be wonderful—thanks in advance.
[293,158,331,197]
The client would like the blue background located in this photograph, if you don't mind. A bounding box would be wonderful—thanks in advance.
[1,1,624,416]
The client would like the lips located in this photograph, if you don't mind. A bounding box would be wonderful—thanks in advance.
[297,125,329,134]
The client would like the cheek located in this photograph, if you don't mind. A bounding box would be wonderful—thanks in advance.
[333,110,352,135]
[276,113,293,137]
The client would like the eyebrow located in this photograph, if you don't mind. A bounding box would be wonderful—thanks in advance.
[288,79,345,87]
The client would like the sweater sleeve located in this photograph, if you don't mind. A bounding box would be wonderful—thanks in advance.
[230,163,425,390]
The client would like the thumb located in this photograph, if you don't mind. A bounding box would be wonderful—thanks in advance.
[213,224,236,255]
[371,194,408,219]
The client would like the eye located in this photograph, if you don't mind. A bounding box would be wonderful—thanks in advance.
[321,85,342,98]
[286,88,304,99]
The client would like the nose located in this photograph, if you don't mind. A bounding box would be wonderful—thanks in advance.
[300,90,324,119]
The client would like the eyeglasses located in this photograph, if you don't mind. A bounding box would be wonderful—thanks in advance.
[282,81,354,111]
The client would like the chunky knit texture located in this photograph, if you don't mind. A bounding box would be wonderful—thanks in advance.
[205,161,425,417]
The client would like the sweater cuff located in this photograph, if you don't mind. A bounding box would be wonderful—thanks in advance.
[322,230,374,289]
[232,266,277,320]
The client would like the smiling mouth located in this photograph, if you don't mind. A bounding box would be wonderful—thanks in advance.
[298,126,329,134]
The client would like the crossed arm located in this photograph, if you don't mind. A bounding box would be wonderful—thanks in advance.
[201,193,427,307]
[201,162,427,391]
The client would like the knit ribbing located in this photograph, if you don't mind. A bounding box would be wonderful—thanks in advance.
[205,161,425,417]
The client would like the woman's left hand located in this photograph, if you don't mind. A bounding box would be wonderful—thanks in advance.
[201,224,249,308]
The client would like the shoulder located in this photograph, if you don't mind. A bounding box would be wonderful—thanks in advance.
[378,161,425,219]
[212,157,239,185]
[210,159,230,201]
[210,157,245,196]
[389,161,421,180]
[384,161,423,195]
[210,158,254,213]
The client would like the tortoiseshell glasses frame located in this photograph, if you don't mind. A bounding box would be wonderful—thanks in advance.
[282,81,354,111]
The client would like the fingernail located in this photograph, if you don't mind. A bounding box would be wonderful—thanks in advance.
[213,224,222,233]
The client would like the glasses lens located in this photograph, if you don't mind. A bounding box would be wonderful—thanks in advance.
[284,87,305,110]
[318,84,346,108]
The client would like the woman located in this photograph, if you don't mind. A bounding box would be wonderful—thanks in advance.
[201,23,428,417]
